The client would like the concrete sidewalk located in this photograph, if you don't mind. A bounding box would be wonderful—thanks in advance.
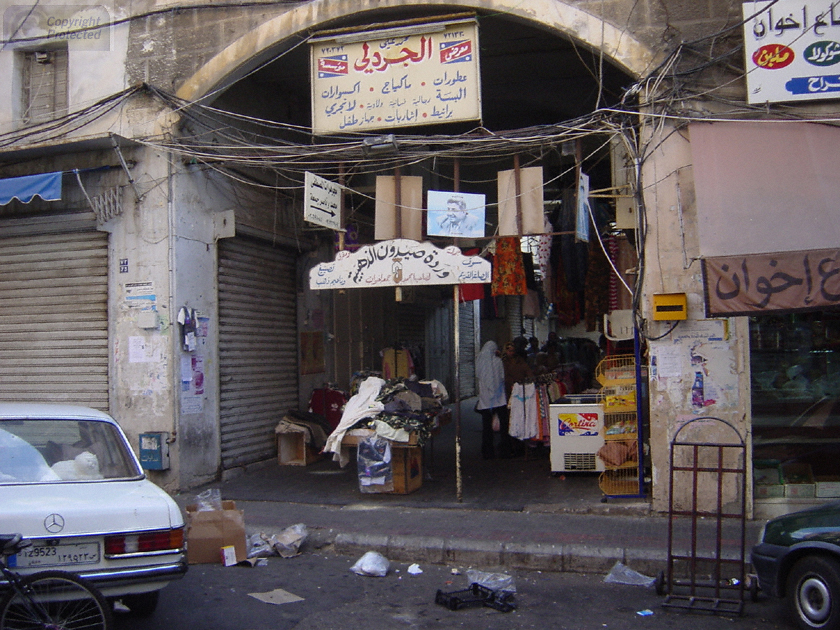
[178,397,762,578]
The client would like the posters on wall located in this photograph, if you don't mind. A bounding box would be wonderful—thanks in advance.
[650,320,737,413]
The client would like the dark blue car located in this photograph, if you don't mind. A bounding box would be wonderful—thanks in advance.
[752,501,840,630]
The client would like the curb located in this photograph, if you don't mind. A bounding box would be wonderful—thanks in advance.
[332,532,667,576]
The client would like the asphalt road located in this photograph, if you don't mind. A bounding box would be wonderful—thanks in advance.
[113,549,794,630]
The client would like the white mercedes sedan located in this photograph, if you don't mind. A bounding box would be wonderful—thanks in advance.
[0,403,187,616]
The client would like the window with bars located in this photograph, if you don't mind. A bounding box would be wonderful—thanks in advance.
[21,48,68,124]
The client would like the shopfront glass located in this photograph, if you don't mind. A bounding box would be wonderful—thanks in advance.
[751,311,840,490]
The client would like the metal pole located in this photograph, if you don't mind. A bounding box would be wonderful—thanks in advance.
[454,284,462,502]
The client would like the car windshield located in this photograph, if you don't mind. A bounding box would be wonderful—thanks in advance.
[0,418,142,483]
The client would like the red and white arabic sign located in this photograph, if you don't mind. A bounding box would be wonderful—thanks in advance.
[309,239,491,290]
[310,20,481,134]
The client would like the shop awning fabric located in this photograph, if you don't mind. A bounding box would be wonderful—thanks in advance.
[0,171,62,205]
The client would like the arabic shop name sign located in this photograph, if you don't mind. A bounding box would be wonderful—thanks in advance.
[743,0,840,103]
[310,19,481,134]
[703,248,840,316]
[309,239,491,290]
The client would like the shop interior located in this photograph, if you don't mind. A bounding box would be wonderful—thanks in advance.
[751,311,840,498]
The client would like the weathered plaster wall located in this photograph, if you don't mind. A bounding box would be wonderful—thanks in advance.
[107,147,180,491]
[639,120,751,515]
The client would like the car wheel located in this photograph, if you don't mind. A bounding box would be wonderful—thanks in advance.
[786,556,840,630]
[121,590,160,617]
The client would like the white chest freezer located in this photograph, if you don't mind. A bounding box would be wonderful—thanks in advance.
[549,403,605,472]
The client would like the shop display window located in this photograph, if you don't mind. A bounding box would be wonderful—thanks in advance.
[750,311,840,481]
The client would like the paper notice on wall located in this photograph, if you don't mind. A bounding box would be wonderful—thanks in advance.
[653,346,682,378]
[128,336,160,363]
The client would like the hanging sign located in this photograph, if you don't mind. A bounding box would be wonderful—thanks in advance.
[427,190,486,238]
[743,0,840,103]
[702,248,840,315]
[310,19,481,134]
[304,172,341,231]
[309,239,491,289]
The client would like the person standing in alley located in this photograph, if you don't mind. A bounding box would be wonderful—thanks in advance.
[476,340,508,459]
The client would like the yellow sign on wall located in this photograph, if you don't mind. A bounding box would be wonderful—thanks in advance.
[310,19,482,134]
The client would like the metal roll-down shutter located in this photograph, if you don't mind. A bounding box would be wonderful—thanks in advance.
[218,236,298,470]
[0,227,109,408]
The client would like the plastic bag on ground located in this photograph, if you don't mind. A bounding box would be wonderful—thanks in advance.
[350,551,390,577]
[273,523,309,558]
[604,561,656,587]
[247,533,275,559]
[466,569,516,593]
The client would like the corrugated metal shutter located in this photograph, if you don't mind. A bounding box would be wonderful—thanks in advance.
[459,302,476,398]
[0,227,108,409]
[218,236,298,470]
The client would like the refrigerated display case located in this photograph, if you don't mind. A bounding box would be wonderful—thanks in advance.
[549,403,605,472]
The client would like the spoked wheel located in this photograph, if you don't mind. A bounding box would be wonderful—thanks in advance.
[0,570,112,630]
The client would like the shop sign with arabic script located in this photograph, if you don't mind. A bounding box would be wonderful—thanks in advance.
[309,239,491,290]
[703,248,840,316]
[744,0,840,103]
[310,19,481,134]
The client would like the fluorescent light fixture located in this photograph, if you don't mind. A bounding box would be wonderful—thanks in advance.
[333,23,446,45]
[362,134,399,156]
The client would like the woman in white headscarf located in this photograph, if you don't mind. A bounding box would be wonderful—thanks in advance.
[476,341,508,459]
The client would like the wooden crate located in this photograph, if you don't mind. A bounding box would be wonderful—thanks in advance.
[277,432,320,466]
[391,446,423,495]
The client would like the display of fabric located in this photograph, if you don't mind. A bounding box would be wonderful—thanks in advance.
[325,377,447,467]
[324,376,386,467]
[509,382,538,440]
[491,237,527,296]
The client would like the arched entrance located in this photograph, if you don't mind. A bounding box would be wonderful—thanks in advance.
[164,2,655,482]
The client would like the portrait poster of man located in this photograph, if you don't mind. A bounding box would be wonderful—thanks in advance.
[427,190,485,238]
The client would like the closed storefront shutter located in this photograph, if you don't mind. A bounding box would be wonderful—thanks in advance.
[459,302,476,398]
[218,236,298,470]
[0,222,108,408]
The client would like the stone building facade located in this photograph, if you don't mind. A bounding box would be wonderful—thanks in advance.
[0,0,836,518]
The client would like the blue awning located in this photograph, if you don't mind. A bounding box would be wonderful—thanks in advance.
[0,171,62,205]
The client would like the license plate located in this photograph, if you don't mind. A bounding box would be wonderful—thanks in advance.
[12,542,100,568]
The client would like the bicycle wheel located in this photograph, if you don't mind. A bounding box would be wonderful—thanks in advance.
[0,570,112,630]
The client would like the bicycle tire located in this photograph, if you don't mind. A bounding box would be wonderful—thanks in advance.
[0,570,112,630]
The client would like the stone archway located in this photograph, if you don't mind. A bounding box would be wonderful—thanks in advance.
[176,0,657,103]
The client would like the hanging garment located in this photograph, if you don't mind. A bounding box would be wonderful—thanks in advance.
[491,237,527,296]
[508,382,538,440]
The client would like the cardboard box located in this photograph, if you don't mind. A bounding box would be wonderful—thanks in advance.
[816,478,840,498]
[185,500,246,564]
[755,484,784,498]
[785,483,816,498]
[277,432,320,466]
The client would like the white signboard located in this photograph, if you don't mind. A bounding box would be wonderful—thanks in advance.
[309,239,491,289]
[427,190,485,238]
[311,20,481,134]
[304,171,341,231]
[743,0,840,103]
